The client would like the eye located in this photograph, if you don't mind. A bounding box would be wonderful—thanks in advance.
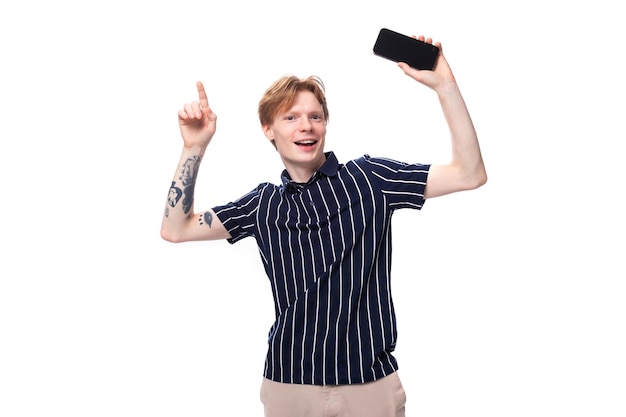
[285,115,297,121]
[311,114,324,121]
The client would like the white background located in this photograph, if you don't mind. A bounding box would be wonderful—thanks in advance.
[1,1,624,416]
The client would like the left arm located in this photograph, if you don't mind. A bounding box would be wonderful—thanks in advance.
[399,36,487,199]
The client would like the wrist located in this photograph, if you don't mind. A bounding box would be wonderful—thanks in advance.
[182,144,207,156]
[436,79,460,99]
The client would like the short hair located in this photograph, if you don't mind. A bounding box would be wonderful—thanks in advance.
[258,75,329,127]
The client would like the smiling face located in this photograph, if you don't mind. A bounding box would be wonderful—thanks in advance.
[262,90,327,182]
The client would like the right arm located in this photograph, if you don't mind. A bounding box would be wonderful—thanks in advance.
[398,36,487,199]
[160,81,231,243]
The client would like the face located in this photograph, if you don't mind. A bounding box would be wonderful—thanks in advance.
[263,91,327,182]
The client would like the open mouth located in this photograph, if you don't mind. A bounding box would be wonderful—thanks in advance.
[295,140,317,147]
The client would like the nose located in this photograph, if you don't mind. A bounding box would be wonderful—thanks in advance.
[299,117,312,131]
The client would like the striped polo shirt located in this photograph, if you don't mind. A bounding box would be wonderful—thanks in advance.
[213,151,430,385]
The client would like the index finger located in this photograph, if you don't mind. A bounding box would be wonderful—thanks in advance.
[196,81,209,109]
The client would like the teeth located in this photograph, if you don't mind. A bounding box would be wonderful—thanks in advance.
[297,140,315,145]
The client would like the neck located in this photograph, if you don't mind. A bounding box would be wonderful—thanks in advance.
[283,156,326,183]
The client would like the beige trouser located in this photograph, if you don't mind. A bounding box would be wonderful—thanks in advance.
[260,372,406,417]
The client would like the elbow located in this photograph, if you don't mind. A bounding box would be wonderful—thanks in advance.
[470,168,488,190]
[465,158,488,190]
[452,157,488,191]
[458,166,487,192]
[160,226,183,243]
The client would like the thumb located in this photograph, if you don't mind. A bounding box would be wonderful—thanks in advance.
[398,62,422,79]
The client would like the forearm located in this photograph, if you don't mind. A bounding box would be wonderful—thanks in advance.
[437,80,487,186]
[161,146,205,241]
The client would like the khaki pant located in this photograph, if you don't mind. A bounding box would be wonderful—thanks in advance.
[260,372,406,417]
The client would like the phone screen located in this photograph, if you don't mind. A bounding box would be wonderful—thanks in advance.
[373,28,439,70]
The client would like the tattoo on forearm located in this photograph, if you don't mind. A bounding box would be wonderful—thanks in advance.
[199,211,213,228]
[182,186,194,214]
[178,156,201,214]
[180,156,201,186]
[165,181,183,218]
[168,181,183,207]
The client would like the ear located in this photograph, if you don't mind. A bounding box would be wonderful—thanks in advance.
[262,124,274,141]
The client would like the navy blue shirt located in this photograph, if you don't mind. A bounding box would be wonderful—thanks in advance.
[213,152,430,385]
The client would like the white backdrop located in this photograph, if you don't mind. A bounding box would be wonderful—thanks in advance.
[1,1,624,416]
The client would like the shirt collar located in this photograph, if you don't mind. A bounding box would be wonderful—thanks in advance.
[280,151,340,194]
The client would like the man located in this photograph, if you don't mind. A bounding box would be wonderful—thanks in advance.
[161,35,486,417]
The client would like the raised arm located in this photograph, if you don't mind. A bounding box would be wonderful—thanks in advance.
[160,81,231,242]
[398,36,487,199]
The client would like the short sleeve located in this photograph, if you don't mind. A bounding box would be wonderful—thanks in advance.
[212,184,266,244]
[360,155,430,210]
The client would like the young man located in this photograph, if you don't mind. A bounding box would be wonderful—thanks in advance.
[161,35,486,417]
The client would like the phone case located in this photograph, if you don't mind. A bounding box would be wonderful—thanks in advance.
[373,28,439,70]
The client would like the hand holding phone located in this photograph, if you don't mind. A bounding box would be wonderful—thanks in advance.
[373,28,440,71]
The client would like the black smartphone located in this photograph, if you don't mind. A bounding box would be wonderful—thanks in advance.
[373,28,440,70]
